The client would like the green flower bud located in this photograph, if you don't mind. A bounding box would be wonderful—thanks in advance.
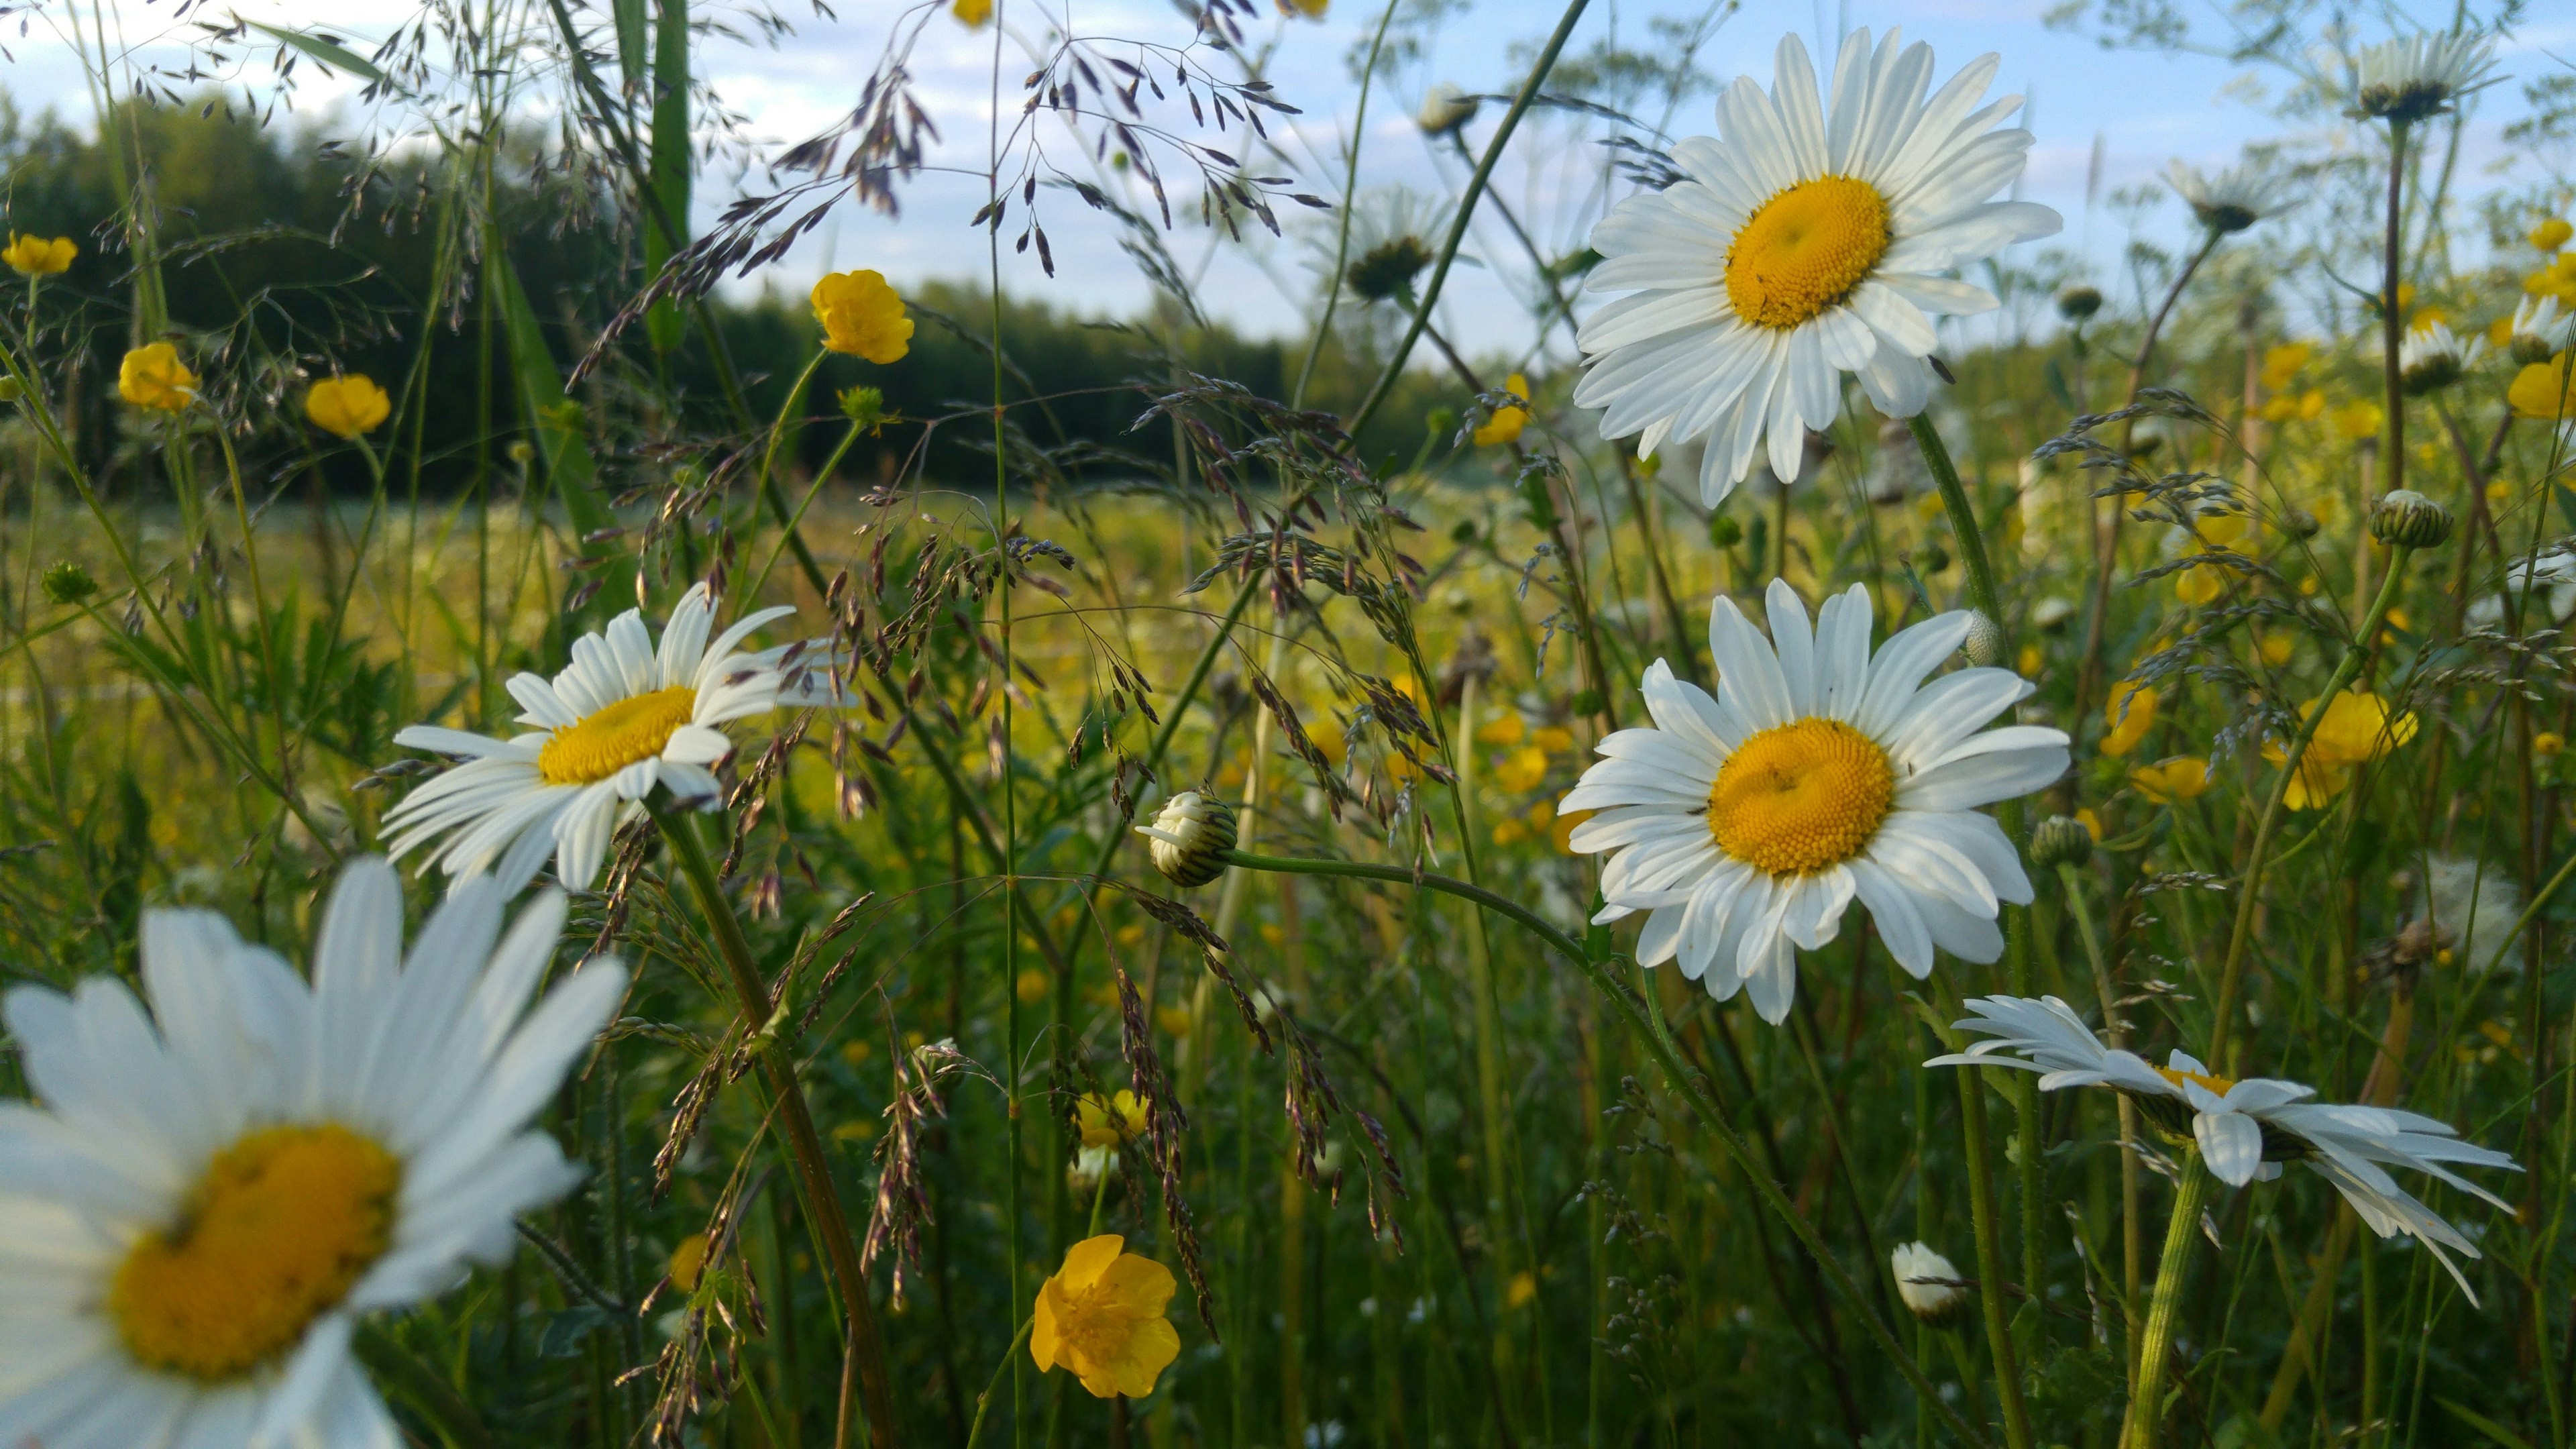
[2029,815,2095,871]
[41,561,98,606]
[2369,489,2453,549]
[1136,792,1238,888]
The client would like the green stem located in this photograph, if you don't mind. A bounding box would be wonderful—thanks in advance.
[653,808,897,1449]
[967,1316,1042,1449]
[2060,862,2143,1388]
[1217,848,1996,1449]
[2123,1152,2210,1449]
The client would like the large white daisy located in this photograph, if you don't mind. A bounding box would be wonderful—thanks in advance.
[2341,32,2501,123]
[385,583,846,892]
[1559,580,2070,1022]
[1572,29,2061,502]
[0,859,625,1447]
[1930,994,2520,1300]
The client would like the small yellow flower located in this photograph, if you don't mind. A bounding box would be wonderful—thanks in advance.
[1492,816,1530,847]
[2490,315,2518,349]
[1491,743,1548,793]
[2536,731,2565,759]
[2533,218,2574,253]
[2258,341,2310,391]
[2129,756,2210,804]
[2,233,76,276]
[1506,1271,1538,1308]
[669,1233,710,1291]
[2017,643,2043,677]
[1155,1005,1193,1038]
[2101,681,2157,759]
[1552,806,1591,854]
[2510,353,2573,421]
[952,0,992,26]
[1474,710,1527,746]
[1529,724,1575,755]
[303,374,390,439]
[2265,688,2416,810]
[2488,478,2514,506]
[1472,373,1529,447]
[1032,1234,1182,1399]
[2174,566,2224,606]
[2407,305,2447,335]
[2257,632,2294,666]
[1075,1089,1149,1148]
[1016,967,1051,1004]
[811,269,914,363]
[2332,398,2383,441]
[117,342,199,411]
[2074,807,2102,842]
[1283,0,1328,15]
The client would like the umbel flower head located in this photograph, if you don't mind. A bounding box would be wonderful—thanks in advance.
[2,232,76,275]
[1560,580,2069,1022]
[1031,1234,1182,1398]
[1889,1242,1968,1327]
[1572,30,2061,502]
[2165,157,2286,235]
[118,342,199,411]
[1930,995,2520,1299]
[0,859,625,1446]
[811,269,914,363]
[2342,31,2501,125]
[384,584,847,892]
[305,374,391,439]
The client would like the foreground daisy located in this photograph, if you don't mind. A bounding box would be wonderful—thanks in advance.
[1930,994,2518,1299]
[1574,30,2060,500]
[386,583,847,892]
[0,860,625,1446]
[1560,580,2070,1021]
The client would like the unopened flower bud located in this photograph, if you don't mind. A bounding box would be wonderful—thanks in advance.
[2370,489,2453,549]
[2056,286,2103,323]
[1707,513,1743,549]
[0,376,22,403]
[1415,82,1479,136]
[1962,610,2005,667]
[2030,815,2094,870]
[41,560,98,606]
[1136,791,1237,887]
[1891,1242,1970,1328]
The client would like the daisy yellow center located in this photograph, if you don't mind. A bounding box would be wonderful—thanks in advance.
[1725,176,1892,331]
[537,686,698,786]
[110,1124,400,1381]
[2154,1065,2237,1094]
[1707,718,1895,875]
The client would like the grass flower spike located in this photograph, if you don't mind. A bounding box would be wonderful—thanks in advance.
[3,233,75,275]
[1560,579,2068,1021]
[811,269,914,363]
[0,859,624,1446]
[385,584,846,892]
[1573,30,2060,500]
[1931,994,2519,1299]
[1031,1234,1182,1398]
[117,342,199,411]
[305,375,391,439]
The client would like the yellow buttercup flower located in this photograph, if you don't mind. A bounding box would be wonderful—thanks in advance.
[952,0,992,26]
[2533,218,2573,253]
[2406,305,2447,335]
[1031,1234,1182,1399]
[1075,1090,1148,1148]
[1492,744,1549,793]
[2101,680,2157,759]
[2332,398,2384,441]
[3,233,76,276]
[2510,353,2573,421]
[2534,731,2564,759]
[2258,341,2310,391]
[1473,373,1529,447]
[2257,632,2294,666]
[811,270,914,363]
[2130,756,2210,804]
[304,374,390,439]
[2264,688,2417,810]
[2175,566,2224,606]
[1530,724,1575,755]
[1283,0,1328,15]
[1474,710,1527,747]
[117,342,199,411]
[668,1234,710,1291]
[2074,807,2102,841]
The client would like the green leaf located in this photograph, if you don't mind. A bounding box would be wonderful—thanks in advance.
[2436,1397,2534,1449]
[643,0,693,354]
[613,0,649,91]
[490,246,614,549]
[245,21,388,85]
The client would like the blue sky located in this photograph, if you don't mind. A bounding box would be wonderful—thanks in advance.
[7,0,2567,353]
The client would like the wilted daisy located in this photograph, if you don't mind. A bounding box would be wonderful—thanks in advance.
[2166,157,2287,235]
[1930,994,2519,1299]
[1560,580,2070,1021]
[0,860,625,1446]
[385,584,847,892]
[1574,30,2061,500]
[2341,32,2501,123]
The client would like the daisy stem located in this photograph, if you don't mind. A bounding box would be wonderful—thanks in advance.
[2207,549,2414,1065]
[653,806,898,1449]
[1217,847,2000,1449]
[2123,1150,2210,1449]
[2059,861,2143,1388]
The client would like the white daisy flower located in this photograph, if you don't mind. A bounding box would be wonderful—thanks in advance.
[1559,580,2070,1022]
[1889,1241,1969,1326]
[2165,157,2288,235]
[2467,546,2576,631]
[2398,319,2481,394]
[1929,994,2520,1300]
[2341,32,2502,123]
[0,859,625,1447]
[1572,29,2061,502]
[384,583,847,893]
[2503,293,2569,363]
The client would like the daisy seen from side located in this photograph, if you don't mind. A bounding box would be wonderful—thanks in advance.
[384,583,846,893]
[0,859,625,1447]
[1929,994,2519,1299]
[1573,29,2061,501]
[1559,579,2070,1022]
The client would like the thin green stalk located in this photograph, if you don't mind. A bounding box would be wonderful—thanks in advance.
[2379,121,2410,504]
[2123,1152,2210,1449]
[1217,847,1996,1449]
[2060,861,2141,1387]
[967,1317,1042,1449]
[1290,0,1401,410]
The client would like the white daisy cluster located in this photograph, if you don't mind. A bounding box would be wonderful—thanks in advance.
[1929,994,2520,1299]
[1574,30,2060,502]
[0,861,624,1446]
[1560,581,2069,1022]
[386,583,847,893]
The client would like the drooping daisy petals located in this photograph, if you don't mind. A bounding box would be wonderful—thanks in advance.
[1573,29,2061,502]
[1560,579,2069,1022]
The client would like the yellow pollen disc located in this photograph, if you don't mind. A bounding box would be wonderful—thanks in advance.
[1707,717,1894,875]
[537,686,699,786]
[2154,1065,2237,1095]
[1724,176,1892,331]
[111,1124,400,1381]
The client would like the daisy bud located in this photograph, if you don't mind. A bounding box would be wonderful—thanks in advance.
[1961,610,2005,667]
[1416,82,1479,136]
[1136,791,1237,888]
[2030,815,2094,870]
[2056,285,2103,323]
[41,559,98,606]
[1890,1242,1970,1328]
[2370,490,2453,549]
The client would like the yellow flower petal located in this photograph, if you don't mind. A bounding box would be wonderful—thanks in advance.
[812,269,915,363]
[118,342,199,411]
